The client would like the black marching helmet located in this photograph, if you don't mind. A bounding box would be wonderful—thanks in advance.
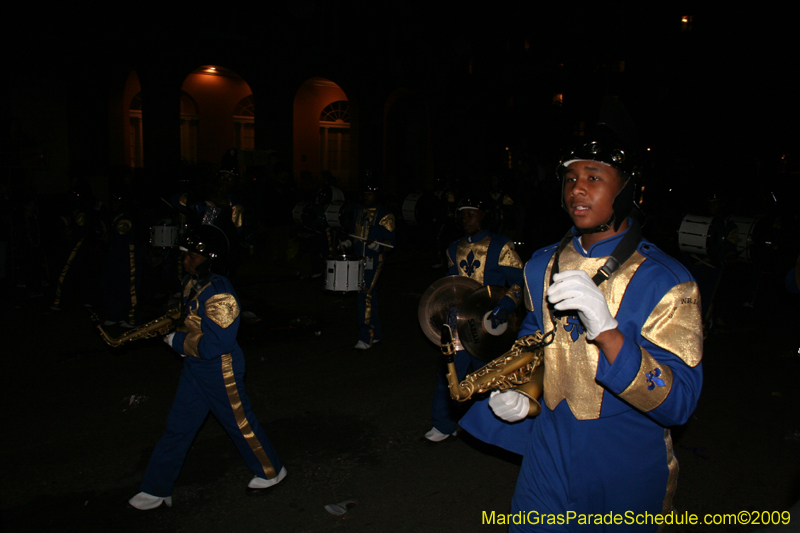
[456,192,491,232]
[180,224,231,277]
[456,193,491,213]
[556,123,642,233]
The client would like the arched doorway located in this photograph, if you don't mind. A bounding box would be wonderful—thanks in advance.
[293,77,353,192]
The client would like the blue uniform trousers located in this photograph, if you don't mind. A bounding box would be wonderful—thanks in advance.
[357,261,383,344]
[140,355,283,497]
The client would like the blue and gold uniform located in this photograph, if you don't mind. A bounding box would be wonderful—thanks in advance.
[352,204,396,346]
[460,228,703,531]
[137,272,284,500]
[101,211,141,325]
[429,229,524,436]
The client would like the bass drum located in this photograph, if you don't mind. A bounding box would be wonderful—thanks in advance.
[677,215,713,256]
[402,192,446,226]
[324,255,364,292]
[292,201,326,231]
[151,225,179,248]
[325,200,355,230]
[729,216,772,264]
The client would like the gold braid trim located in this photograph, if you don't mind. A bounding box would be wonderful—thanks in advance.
[641,281,703,368]
[205,293,239,329]
[498,241,524,269]
[618,347,673,412]
[379,213,396,232]
[221,353,277,479]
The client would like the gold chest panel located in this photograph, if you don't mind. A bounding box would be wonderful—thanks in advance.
[540,243,646,420]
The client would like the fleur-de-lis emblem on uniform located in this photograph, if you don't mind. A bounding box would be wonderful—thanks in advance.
[646,368,666,390]
[460,251,481,277]
[563,315,584,342]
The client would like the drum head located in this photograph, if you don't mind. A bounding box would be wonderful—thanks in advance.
[325,201,356,229]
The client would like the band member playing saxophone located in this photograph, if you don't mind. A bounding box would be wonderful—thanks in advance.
[128,223,285,510]
[459,125,703,532]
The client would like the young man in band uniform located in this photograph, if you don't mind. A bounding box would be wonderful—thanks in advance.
[128,224,285,510]
[425,194,525,442]
[340,182,396,350]
[460,125,703,531]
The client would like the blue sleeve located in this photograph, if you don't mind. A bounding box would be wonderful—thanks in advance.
[596,255,704,427]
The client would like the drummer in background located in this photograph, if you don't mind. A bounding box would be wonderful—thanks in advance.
[424,193,525,443]
[339,178,396,350]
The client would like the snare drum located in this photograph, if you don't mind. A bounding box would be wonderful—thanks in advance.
[677,215,713,256]
[151,225,179,248]
[325,255,364,292]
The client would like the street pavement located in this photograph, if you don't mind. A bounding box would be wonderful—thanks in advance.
[1,239,799,532]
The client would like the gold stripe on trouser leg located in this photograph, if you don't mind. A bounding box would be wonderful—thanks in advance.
[221,353,277,479]
[363,256,384,326]
[53,238,84,306]
[660,428,679,525]
[128,244,137,325]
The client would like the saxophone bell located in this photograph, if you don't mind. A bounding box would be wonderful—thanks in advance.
[444,331,545,416]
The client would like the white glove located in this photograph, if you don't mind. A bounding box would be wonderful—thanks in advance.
[367,241,380,251]
[163,332,185,357]
[338,239,352,251]
[489,390,530,422]
[546,270,618,340]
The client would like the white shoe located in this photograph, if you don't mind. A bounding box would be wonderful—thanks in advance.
[128,492,173,510]
[119,321,135,329]
[247,466,287,491]
[354,340,371,350]
[424,427,455,442]
[103,320,118,326]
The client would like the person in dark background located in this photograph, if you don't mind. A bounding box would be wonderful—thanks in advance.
[339,179,396,350]
[51,178,102,311]
[15,196,48,299]
[460,125,703,532]
[129,223,286,510]
[100,189,142,328]
[425,192,525,443]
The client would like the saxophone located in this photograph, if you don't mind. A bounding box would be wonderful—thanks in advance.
[442,326,545,416]
[96,309,182,347]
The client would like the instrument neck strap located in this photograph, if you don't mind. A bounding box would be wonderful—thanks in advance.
[540,218,642,345]
[178,272,213,324]
[550,217,642,287]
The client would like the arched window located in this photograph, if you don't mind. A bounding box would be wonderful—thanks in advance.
[180,91,199,164]
[129,92,143,168]
[320,100,350,177]
[234,95,255,151]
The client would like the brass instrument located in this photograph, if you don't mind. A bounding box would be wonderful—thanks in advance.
[96,309,181,347]
[442,326,545,417]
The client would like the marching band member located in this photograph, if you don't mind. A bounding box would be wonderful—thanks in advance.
[128,223,285,510]
[425,193,525,442]
[340,181,396,350]
[460,125,703,531]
